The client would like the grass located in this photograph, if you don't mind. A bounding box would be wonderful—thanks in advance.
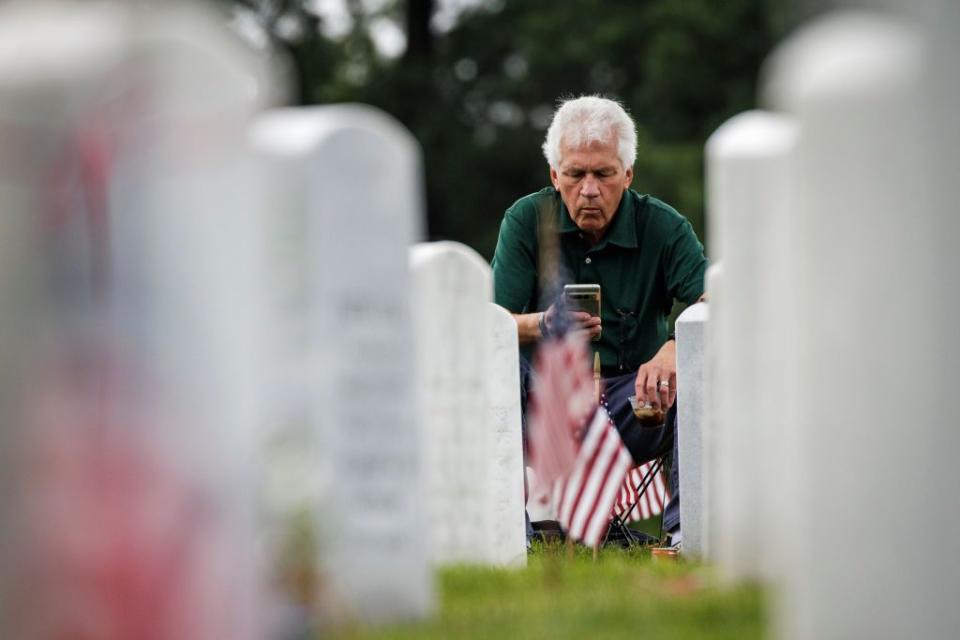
[330,542,768,640]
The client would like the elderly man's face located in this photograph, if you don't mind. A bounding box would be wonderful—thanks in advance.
[550,139,633,243]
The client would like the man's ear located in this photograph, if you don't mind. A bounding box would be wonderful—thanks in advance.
[624,165,634,189]
[550,166,560,190]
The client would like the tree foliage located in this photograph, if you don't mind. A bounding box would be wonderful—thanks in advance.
[223,0,785,259]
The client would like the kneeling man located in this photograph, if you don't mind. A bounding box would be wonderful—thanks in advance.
[491,95,707,541]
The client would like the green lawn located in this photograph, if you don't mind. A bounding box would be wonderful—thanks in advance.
[332,543,768,640]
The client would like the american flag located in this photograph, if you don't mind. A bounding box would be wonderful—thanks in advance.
[527,334,595,489]
[556,407,633,547]
[614,462,671,523]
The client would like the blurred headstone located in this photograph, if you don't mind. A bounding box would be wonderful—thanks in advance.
[0,1,273,638]
[486,302,527,566]
[250,105,433,624]
[409,241,495,565]
[920,0,960,630]
[675,301,708,558]
[704,111,798,580]
[763,10,952,639]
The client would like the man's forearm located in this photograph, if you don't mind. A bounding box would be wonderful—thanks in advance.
[511,312,543,346]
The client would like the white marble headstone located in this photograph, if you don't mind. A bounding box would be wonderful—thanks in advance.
[675,302,708,559]
[704,111,798,580]
[409,241,494,565]
[701,261,723,560]
[763,10,949,639]
[251,105,432,622]
[486,303,527,567]
[920,1,960,631]
[0,2,272,637]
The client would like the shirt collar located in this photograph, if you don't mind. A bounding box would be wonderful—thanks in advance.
[556,188,638,249]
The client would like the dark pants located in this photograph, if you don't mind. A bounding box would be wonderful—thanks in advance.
[520,358,681,532]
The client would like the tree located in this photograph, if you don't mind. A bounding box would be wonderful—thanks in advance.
[404,0,435,62]
[222,0,785,259]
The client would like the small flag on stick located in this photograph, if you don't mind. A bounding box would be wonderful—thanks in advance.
[556,407,633,548]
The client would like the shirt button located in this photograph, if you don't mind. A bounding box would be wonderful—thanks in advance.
[585,257,592,264]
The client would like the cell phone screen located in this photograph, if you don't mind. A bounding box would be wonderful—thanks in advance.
[563,284,601,341]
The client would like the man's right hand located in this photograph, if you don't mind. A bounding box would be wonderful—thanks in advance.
[510,306,601,345]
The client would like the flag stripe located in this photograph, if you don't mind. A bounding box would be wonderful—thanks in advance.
[582,446,632,545]
[567,425,617,536]
[557,410,605,525]
[528,336,594,487]
[570,429,617,538]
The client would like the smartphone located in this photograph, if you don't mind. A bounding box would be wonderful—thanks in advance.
[563,283,601,342]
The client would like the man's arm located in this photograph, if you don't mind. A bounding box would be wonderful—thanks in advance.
[634,216,708,411]
[634,337,677,411]
[632,296,706,410]
[492,201,539,327]
[664,219,708,305]
[512,311,544,345]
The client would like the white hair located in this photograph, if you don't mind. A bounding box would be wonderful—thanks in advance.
[541,95,637,170]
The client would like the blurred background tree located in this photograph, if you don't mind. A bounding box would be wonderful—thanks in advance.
[222,0,792,259]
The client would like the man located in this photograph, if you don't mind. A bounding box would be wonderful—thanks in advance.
[491,95,707,542]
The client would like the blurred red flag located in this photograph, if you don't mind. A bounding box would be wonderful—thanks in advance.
[5,352,252,640]
[527,335,594,488]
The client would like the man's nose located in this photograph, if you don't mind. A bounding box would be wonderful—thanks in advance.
[581,174,600,197]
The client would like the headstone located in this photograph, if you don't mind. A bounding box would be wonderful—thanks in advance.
[704,111,798,580]
[701,261,723,560]
[250,106,432,623]
[486,303,528,567]
[674,302,708,558]
[0,2,272,637]
[763,10,949,639]
[409,241,494,565]
[920,1,960,630]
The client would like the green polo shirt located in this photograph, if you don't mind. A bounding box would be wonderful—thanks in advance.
[491,187,707,374]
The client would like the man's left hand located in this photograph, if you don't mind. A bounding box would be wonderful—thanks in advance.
[634,339,677,411]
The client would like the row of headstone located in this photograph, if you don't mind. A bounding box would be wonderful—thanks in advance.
[702,4,959,638]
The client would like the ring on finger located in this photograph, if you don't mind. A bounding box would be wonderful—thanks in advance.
[657,380,670,389]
